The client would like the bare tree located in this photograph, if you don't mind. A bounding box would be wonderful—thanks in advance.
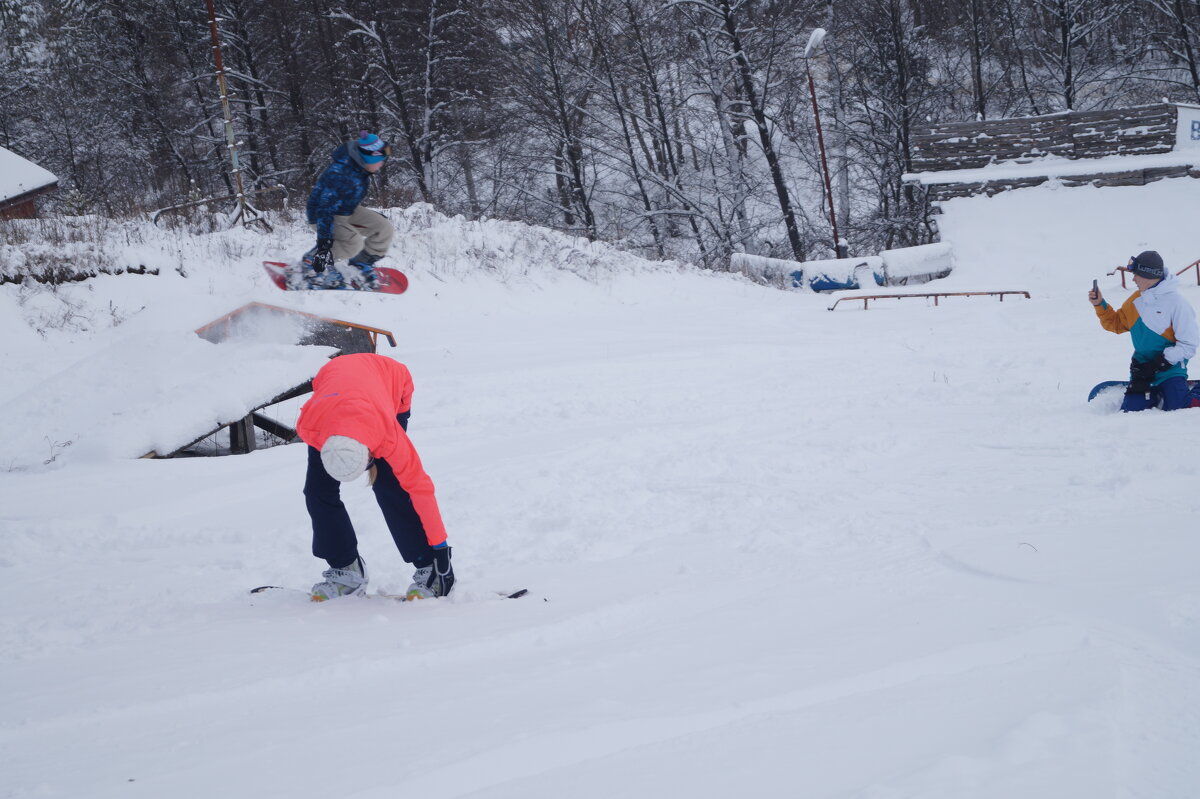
[831,0,939,250]
[670,0,810,261]
[489,0,599,238]
[1024,0,1139,110]
[1140,0,1200,102]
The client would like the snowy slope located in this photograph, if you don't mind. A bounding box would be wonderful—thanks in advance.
[2,186,1200,798]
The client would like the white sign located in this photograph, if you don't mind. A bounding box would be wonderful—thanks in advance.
[1176,104,1200,150]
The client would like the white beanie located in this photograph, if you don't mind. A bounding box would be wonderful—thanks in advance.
[320,435,370,481]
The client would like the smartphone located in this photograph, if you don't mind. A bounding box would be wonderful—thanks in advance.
[1092,279,1098,293]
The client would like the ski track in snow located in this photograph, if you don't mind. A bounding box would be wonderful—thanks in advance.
[3,185,1200,797]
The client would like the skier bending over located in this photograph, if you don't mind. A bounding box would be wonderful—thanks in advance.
[296,353,455,601]
[1089,250,1199,412]
[303,131,393,289]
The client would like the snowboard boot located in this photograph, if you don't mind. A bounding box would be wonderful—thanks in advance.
[311,555,368,601]
[347,249,383,290]
[301,247,345,289]
[406,547,454,600]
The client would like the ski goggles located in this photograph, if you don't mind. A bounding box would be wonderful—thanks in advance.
[359,142,392,164]
[1127,254,1163,278]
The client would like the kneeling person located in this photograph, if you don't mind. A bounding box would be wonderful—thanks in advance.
[1089,250,1199,411]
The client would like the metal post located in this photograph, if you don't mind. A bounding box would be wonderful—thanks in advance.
[804,29,845,259]
[204,0,268,230]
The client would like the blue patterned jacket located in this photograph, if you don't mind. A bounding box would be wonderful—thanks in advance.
[306,144,372,240]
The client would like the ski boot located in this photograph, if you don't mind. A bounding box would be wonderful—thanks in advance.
[407,547,454,600]
[311,556,368,601]
[347,249,383,290]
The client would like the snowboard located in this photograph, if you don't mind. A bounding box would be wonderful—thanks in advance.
[249,585,529,602]
[1088,379,1200,401]
[263,260,409,294]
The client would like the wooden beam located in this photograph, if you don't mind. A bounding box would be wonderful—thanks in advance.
[228,415,256,454]
[251,412,297,443]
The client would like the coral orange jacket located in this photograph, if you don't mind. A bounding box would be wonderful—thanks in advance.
[297,354,447,547]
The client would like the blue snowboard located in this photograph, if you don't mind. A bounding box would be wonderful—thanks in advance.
[1088,380,1200,401]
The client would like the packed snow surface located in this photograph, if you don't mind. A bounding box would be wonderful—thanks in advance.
[2,180,1199,798]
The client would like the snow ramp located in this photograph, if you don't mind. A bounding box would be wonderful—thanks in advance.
[0,303,395,471]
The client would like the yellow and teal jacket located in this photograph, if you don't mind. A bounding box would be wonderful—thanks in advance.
[1094,272,1199,384]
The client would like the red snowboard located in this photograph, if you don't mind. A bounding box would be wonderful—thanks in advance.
[263,260,409,294]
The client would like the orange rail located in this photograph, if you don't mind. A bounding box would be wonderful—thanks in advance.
[194,301,397,349]
[1174,258,1200,285]
[1109,257,1200,289]
[827,290,1031,311]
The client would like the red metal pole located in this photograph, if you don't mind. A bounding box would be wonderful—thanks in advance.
[807,67,842,258]
[205,0,249,223]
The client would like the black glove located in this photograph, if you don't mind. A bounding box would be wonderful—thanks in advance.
[310,239,334,273]
[1128,355,1156,391]
[1149,353,1173,375]
[1127,354,1172,395]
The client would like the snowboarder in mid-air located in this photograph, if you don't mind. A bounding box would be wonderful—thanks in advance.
[303,132,394,289]
[1089,250,1199,411]
[296,353,455,601]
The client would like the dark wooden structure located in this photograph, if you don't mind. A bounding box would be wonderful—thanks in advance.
[154,303,397,457]
[0,146,58,219]
[0,184,57,220]
[911,103,1200,201]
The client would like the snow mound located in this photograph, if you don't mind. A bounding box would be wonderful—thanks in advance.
[882,242,955,284]
[730,243,952,291]
[383,203,691,282]
[0,333,335,471]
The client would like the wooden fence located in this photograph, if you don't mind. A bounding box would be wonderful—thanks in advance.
[911,104,1199,201]
[912,104,1178,173]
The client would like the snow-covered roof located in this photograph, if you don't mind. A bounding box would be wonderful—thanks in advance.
[904,150,1197,186]
[0,146,57,204]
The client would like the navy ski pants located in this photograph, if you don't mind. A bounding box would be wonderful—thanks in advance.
[1121,376,1194,412]
[304,412,436,569]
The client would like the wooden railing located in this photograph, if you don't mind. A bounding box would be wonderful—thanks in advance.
[827,290,1031,311]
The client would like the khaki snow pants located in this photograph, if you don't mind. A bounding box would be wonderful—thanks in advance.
[313,205,394,261]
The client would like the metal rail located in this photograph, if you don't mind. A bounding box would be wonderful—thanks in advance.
[194,301,397,349]
[828,290,1031,311]
[1108,257,1200,289]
